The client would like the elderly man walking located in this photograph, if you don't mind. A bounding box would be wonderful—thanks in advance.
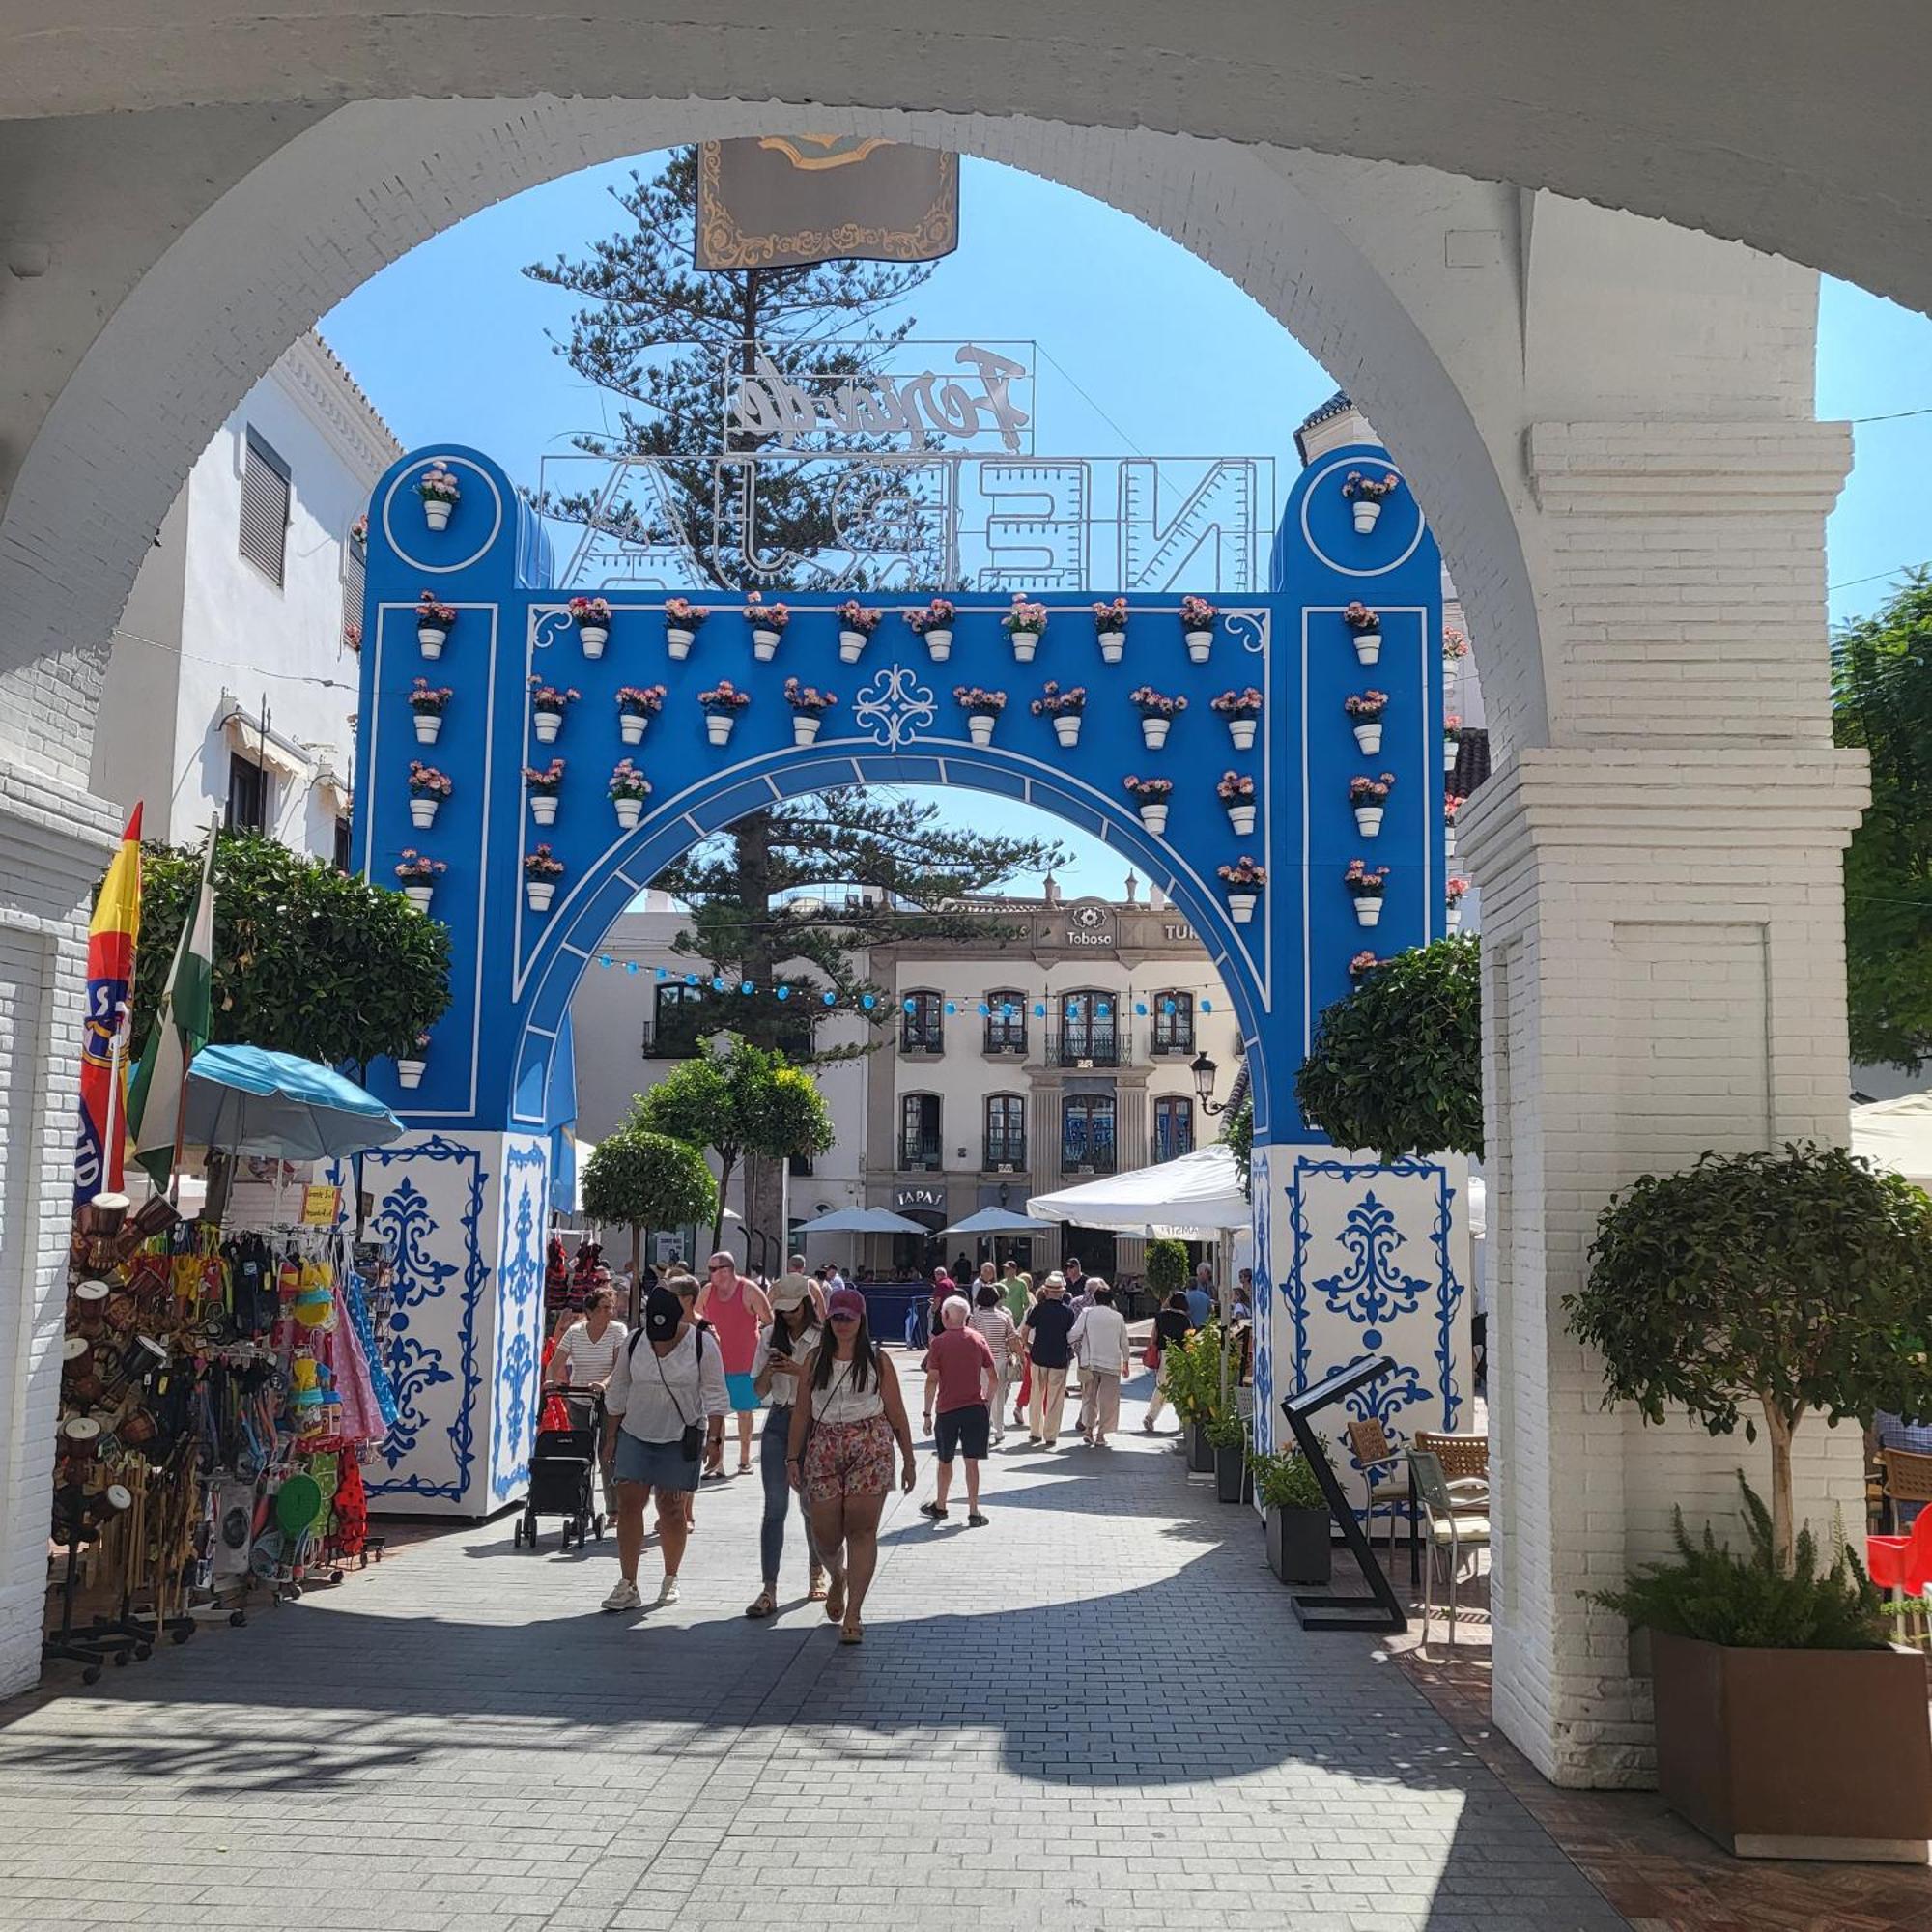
[921,1294,998,1524]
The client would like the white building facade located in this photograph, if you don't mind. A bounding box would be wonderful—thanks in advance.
[88,331,397,857]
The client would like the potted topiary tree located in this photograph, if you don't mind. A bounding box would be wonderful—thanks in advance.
[1255,1448,1331,1584]
[1145,1236,1189,1324]
[1566,1141,1932,1861]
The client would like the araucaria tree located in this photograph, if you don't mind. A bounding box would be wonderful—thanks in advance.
[130,831,451,1072]
[1833,568,1932,1068]
[1294,936,1482,1162]
[1566,1142,1932,1574]
[580,1129,719,1278]
[629,1037,834,1251]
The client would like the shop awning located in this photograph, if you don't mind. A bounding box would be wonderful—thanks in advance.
[1029,1144,1250,1239]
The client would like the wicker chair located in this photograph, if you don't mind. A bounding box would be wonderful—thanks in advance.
[1414,1430,1489,1488]
[1345,1417,1418,1583]
[1881,1446,1932,1535]
[1409,1449,1491,1648]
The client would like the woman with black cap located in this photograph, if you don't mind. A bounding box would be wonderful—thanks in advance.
[599,1285,728,1613]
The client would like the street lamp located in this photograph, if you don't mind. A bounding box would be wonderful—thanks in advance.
[1190,1050,1230,1116]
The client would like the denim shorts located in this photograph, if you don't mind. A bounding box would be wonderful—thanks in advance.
[612,1431,701,1494]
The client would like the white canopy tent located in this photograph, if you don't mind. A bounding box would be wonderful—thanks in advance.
[1028,1144,1251,1239]
[1851,1094,1932,1191]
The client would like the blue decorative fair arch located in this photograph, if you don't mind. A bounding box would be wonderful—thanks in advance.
[352,443,1469,1512]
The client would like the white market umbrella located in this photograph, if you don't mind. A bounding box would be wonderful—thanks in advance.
[796,1206,928,1236]
[941,1206,1050,1236]
[1028,1143,1251,1240]
[1852,1094,1932,1191]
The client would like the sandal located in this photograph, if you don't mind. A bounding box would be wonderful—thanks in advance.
[825,1572,846,1623]
[839,1620,864,1645]
[808,1572,830,1603]
[745,1589,778,1620]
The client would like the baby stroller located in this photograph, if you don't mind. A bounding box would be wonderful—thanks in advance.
[514,1387,606,1551]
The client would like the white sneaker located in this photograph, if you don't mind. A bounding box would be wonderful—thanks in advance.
[601,1579,641,1612]
[656,1575,681,1606]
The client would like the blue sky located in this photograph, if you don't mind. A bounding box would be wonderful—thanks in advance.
[325,154,1932,897]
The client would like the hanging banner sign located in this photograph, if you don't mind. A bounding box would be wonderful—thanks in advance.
[729,344,1032,452]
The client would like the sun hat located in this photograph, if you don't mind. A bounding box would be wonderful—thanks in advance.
[826,1286,867,1321]
[1041,1271,1067,1295]
[770,1275,811,1312]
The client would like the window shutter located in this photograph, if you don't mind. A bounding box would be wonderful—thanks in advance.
[239,429,291,585]
[341,529,366,641]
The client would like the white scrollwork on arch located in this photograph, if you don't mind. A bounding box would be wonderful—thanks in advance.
[1224,609,1271,657]
[851,664,938,750]
[529,606,576,655]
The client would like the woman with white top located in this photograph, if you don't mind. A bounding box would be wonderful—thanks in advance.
[968,1282,1019,1444]
[1068,1282,1132,1448]
[550,1286,629,1513]
[599,1287,728,1614]
[746,1279,826,1618]
[786,1285,916,1645]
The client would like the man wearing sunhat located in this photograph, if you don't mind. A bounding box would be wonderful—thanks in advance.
[1022,1273,1078,1447]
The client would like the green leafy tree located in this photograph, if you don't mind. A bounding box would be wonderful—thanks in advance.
[1833,568,1932,1068]
[128,831,451,1073]
[1222,1096,1253,1198]
[1145,1237,1190,1300]
[580,1128,718,1278]
[1294,936,1482,1161]
[628,1036,834,1250]
[1565,1142,1932,1574]
[526,145,1065,1090]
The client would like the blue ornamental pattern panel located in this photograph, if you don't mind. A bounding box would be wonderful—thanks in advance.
[1277,1150,1468,1477]
[1249,1142,1275,1457]
[360,1134,489,1503]
[490,1136,549,1500]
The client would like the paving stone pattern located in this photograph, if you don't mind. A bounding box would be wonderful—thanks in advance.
[0,1377,1625,1932]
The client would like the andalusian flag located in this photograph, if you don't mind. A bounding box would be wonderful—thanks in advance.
[72,805,143,1206]
[128,827,217,1193]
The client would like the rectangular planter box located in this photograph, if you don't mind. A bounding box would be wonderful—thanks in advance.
[1214,1444,1252,1504]
[1266,1506,1332,1585]
[1650,1629,1932,1861]
[1187,1422,1214,1475]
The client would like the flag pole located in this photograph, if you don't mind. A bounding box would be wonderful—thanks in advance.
[96,1000,128,1200]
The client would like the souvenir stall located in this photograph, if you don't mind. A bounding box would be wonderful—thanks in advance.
[46,1049,404,1681]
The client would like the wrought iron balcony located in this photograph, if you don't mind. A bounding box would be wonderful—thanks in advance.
[899,1136,944,1173]
[899,1022,946,1056]
[1047,1028,1125,1069]
[1060,1145,1119,1176]
[1148,1026,1197,1057]
[981,1022,1030,1057]
[982,1140,1028,1173]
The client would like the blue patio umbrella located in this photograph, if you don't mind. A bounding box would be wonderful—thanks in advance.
[177,1043,404,1160]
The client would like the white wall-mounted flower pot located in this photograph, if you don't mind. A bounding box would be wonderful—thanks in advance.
[409,797,439,830]
[612,796,642,830]
[619,714,648,745]
[1185,629,1213,665]
[1447,906,1463,932]
[1140,716,1171,750]
[423,499,453,532]
[529,794,558,827]
[1354,806,1384,838]
[1009,631,1039,663]
[396,1059,425,1090]
[1351,499,1382,534]
[1138,802,1169,836]
[924,629,952,661]
[412,712,442,745]
[666,626,695,660]
[1227,717,1257,752]
[1444,740,1459,771]
[705,714,735,747]
[1052,714,1082,748]
[1226,803,1256,837]
[404,884,435,912]
[417,625,447,660]
[1097,632,1125,665]
[1353,896,1383,927]
[526,880,555,913]
[1351,631,1381,666]
[1352,721,1382,754]
[967,714,997,748]
[580,623,608,659]
[533,710,562,744]
[838,629,867,664]
[1444,827,1457,859]
[1228,892,1257,923]
[752,628,781,661]
[793,714,822,747]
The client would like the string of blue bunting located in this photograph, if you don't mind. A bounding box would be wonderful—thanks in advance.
[585,954,1212,1020]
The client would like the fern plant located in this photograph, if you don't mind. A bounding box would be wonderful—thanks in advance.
[1588,1474,1888,1651]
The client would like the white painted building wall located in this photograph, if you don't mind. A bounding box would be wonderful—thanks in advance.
[88,332,397,854]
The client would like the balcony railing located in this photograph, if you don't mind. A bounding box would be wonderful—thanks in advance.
[1047,1028,1125,1069]
[981,1024,1029,1057]
[899,1137,944,1172]
[900,1025,946,1056]
[1148,1028,1197,1057]
[982,1140,1028,1173]
[1060,1144,1120,1176]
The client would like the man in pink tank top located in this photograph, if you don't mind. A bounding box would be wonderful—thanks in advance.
[696,1252,772,1477]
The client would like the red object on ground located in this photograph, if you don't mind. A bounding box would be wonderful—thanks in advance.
[1866,1509,1932,1595]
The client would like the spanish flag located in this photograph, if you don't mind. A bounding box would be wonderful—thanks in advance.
[73,804,142,1207]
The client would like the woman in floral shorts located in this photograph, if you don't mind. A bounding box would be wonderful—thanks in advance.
[787,1287,916,1645]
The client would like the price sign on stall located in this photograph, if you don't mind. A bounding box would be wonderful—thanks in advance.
[299,1184,341,1228]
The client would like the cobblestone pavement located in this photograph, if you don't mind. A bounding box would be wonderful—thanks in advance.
[1,1375,1624,1932]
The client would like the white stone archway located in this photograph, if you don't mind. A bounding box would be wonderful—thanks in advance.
[0,82,1870,1796]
